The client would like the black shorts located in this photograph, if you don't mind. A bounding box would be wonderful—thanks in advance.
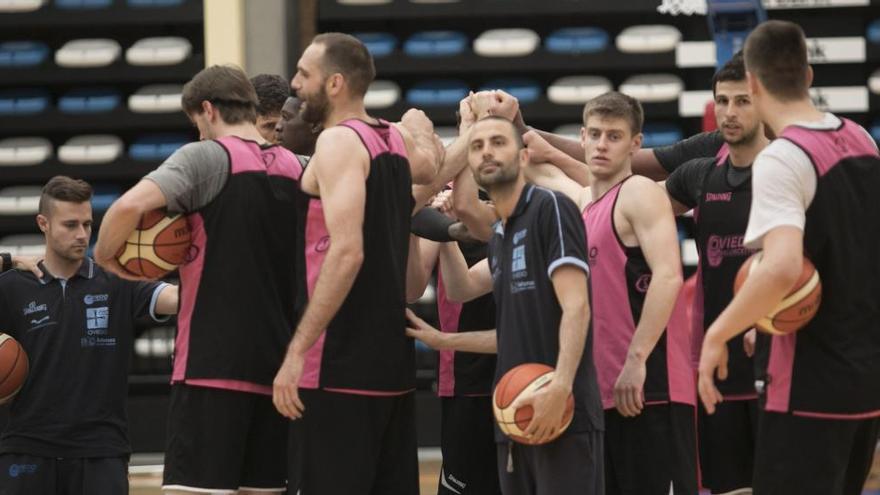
[438,396,501,495]
[698,399,758,493]
[162,384,287,492]
[753,411,880,495]
[0,454,127,495]
[496,430,604,495]
[293,388,418,495]
[604,402,698,495]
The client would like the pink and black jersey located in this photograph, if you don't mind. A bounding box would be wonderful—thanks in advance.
[173,137,303,394]
[298,119,415,393]
[583,176,694,409]
[436,241,497,397]
[667,152,757,398]
[760,119,880,416]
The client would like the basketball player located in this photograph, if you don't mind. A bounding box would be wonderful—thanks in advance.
[251,73,290,143]
[270,32,444,494]
[0,176,177,495]
[698,20,880,495]
[95,65,303,494]
[665,53,768,495]
[513,107,724,183]
[527,92,695,494]
[407,188,501,495]
[275,96,319,156]
[407,116,604,495]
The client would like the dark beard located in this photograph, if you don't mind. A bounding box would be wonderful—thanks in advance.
[474,160,519,189]
[300,90,330,126]
[725,123,760,146]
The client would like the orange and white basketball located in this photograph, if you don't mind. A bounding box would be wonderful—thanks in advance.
[115,209,191,279]
[492,363,574,445]
[734,252,822,335]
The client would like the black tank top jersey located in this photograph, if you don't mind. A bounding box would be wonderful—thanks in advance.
[436,241,497,396]
[759,118,880,415]
[174,137,302,388]
[694,155,758,397]
[296,119,416,392]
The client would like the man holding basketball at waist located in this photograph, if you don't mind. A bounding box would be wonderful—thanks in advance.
[95,65,304,494]
[0,176,177,495]
[407,116,604,494]
[698,20,880,495]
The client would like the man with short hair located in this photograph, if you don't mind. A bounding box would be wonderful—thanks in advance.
[664,52,769,495]
[530,92,693,494]
[95,65,304,495]
[407,116,604,495]
[251,73,290,143]
[274,96,318,156]
[699,20,880,495]
[0,176,177,495]
[271,32,443,494]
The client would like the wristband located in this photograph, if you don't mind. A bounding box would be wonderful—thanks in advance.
[0,253,11,272]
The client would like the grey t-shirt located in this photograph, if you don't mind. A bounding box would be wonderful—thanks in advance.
[145,140,230,215]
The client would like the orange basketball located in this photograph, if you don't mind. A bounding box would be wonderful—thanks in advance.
[734,252,822,335]
[115,209,191,279]
[0,334,28,404]
[493,363,574,445]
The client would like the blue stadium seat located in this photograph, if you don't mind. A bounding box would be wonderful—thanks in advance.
[868,19,880,44]
[642,123,683,148]
[55,0,112,8]
[404,31,468,57]
[0,89,50,115]
[91,185,121,212]
[353,32,397,58]
[869,121,880,142]
[545,27,609,54]
[129,134,188,161]
[0,41,49,67]
[406,80,469,106]
[479,78,541,104]
[58,88,120,114]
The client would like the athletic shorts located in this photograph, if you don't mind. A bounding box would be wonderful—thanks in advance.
[294,388,418,495]
[438,396,501,495]
[0,454,127,495]
[496,430,604,495]
[753,411,880,495]
[162,384,287,493]
[604,402,698,495]
[698,399,758,493]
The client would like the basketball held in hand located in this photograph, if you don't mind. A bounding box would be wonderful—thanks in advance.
[115,209,191,279]
[493,362,575,445]
[734,252,821,335]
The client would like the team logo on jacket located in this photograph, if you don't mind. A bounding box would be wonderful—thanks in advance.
[22,301,47,316]
[706,234,752,267]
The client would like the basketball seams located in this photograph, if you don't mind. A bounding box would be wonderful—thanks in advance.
[116,211,191,277]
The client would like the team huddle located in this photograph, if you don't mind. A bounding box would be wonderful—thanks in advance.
[0,18,878,495]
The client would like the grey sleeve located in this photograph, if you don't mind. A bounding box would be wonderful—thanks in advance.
[144,140,230,215]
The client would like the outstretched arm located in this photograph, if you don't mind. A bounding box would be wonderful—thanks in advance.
[437,242,493,303]
[405,308,497,354]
